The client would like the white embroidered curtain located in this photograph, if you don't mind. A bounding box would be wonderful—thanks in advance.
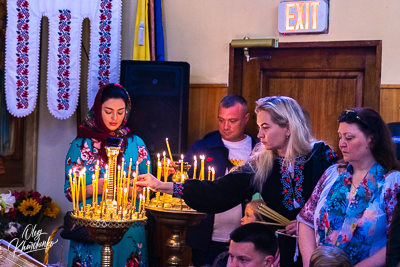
[5,0,122,119]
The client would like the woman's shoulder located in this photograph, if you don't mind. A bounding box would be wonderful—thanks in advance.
[385,170,400,183]
[310,141,338,161]
[127,135,146,145]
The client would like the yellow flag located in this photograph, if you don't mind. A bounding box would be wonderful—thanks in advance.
[133,0,150,60]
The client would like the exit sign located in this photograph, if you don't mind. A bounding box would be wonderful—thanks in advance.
[278,0,329,34]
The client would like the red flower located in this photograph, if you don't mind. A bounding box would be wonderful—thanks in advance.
[58,81,65,88]
[102,69,110,77]
[296,177,300,180]
[21,46,29,53]
[286,178,289,182]
[206,157,213,161]
[298,187,302,191]
[99,58,106,65]
[64,25,71,32]
[178,191,182,194]
[104,25,112,32]
[299,165,304,170]
[105,2,113,9]
[16,80,24,87]
[58,36,66,43]
[16,58,24,64]
[58,58,65,65]
[21,69,29,75]
[57,103,65,110]
[100,14,107,20]
[21,1,29,8]
[103,47,111,54]
[288,200,292,204]
[17,102,24,109]
[63,92,70,99]
[281,168,285,173]
[17,12,25,19]
[67,158,71,165]
[14,190,27,199]
[63,70,70,77]
[284,189,288,193]
[17,35,24,42]
[6,208,17,219]
[21,91,29,98]
[42,196,52,204]
[63,47,71,54]
[99,36,106,43]
[32,196,43,204]
[22,24,29,31]
[98,81,106,88]
[59,14,66,21]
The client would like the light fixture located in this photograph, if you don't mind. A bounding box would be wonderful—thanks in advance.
[231,37,279,62]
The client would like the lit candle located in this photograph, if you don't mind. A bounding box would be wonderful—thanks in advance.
[163,151,166,178]
[142,194,146,211]
[180,154,184,174]
[208,166,211,181]
[181,173,185,183]
[157,161,162,181]
[166,138,174,161]
[127,158,132,181]
[157,153,160,165]
[133,173,137,211]
[117,165,121,194]
[147,187,150,203]
[200,155,205,181]
[121,159,125,180]
[165,159,170,183]
[147,160,150,173]
[81,169,86,208]
[77,174,81,209]
[95,160,100,183]
[193,156,197,179]
[138,194,142,214]
[92,174,97,206]
[212,167,215,181]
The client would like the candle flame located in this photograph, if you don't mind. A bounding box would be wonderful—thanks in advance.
[158,161,161,167]
[147,160,150,165]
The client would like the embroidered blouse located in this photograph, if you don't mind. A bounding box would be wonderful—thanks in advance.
[298,163,400,265]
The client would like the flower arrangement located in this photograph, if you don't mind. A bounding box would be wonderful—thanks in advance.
[0,190,60,241]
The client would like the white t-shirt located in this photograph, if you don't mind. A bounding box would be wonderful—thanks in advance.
[211,135,252,242]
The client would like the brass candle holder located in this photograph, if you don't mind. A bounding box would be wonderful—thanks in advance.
[71,137,147,267]
[171,162,191,183]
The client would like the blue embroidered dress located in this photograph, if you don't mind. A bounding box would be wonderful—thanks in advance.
[298,163,400,265]
[64,135,150,267]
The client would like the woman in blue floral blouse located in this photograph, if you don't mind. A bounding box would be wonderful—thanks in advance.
[298,108,400,267]
[64,83,150,267]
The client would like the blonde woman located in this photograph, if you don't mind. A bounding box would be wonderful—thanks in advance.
[137,96,338,267]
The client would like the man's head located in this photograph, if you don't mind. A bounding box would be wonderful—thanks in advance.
[218,95,249,142]
[229,223,277,267]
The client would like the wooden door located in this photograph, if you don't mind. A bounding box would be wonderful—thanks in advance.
[229,41,382,152]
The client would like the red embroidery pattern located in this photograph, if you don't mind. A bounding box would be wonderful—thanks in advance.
[56,10,71,110]
[98,0,113,89]
[15,0,30,109]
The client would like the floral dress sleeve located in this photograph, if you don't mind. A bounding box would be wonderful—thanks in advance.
[64,138,100,203]
[297,164,339,228]
[383,171,400,233]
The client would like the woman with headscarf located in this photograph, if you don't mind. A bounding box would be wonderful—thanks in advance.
[64,83,150,267]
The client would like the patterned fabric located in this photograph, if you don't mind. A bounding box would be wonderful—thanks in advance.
[298,163,400,266]
[278,155,307,210]
[6,0,122,118]
[65,135,150,267]
[173,183,184,199]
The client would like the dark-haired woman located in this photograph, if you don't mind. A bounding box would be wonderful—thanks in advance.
[64,83,150,267]
[298,108,400,267]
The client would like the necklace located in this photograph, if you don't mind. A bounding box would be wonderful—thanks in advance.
[350,171,369,196]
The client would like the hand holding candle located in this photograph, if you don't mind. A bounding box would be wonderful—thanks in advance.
[166,138,173,161]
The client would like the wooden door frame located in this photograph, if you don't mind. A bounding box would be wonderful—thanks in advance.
[228,40,382,111]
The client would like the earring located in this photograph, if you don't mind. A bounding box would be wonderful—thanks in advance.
[286,135,290,139]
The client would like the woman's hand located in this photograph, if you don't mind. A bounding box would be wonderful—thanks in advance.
[136,173,174,194]
[285,220,297,235]
[161,158,175,177]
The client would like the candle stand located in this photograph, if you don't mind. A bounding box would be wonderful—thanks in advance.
[146,207,206,267]
[70,138,148,267]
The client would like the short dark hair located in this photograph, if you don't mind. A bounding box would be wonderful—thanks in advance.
[101,83,129,104]
[230,223,277,256]
[219,95,248,112]
[338,107,400,171]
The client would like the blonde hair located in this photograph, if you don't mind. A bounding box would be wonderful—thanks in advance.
[245,199,266,222]
[251,96,315,192]
[310,246,352,267]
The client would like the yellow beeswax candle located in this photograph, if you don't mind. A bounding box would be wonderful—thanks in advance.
[82,169,87,208]
[208,166,211,181]
[123,187,128,207]
[180,154,184,174]
[121,158,125,177]
[92,174,97,206]
[95,161,100,184]
[142,194,146,211]
[166,138,173,161]
[127,158,132,180]
[164,159,170,183]
[157,153,160,164]
[135,161,139,180]
[69,170,76,211]
[193,156,197,179]
[147,160,150,173]
[138,194,142,214]
[133,173,137,211]
[200,155,205,181]
[212,167,215,181]
[157,161,161,181]
[147,187,150,203]
[117,165,121,191]
[77,174,81,209]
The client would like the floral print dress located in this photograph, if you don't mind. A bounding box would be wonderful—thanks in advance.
[64,135,150,267]
[298,163,400,266]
